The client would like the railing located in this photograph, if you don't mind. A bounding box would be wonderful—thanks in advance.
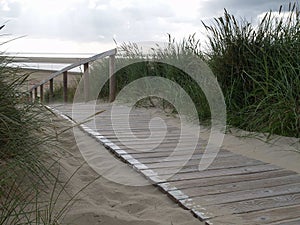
[28,48,117,103]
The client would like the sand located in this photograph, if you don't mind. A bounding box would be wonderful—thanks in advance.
[54,118,203,225]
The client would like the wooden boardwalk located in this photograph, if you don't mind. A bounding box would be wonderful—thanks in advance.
[52,103,300,225]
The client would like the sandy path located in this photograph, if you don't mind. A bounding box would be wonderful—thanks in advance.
[54,118,203,225]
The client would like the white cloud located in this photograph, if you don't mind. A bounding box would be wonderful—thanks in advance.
[0,0,10,11]
[0,0,293,53]
[257,10,297,23]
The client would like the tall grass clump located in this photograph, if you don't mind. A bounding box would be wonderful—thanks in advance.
[0,57,51,224]
[91,35,211,122]
[204,3,300,137]
[0,30,84,224]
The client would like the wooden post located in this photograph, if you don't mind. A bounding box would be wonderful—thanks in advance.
[40,84,44,102]
[109,54,116,102]
[63,71,68,103]
[34,87,38,102]
[49,79,54,102]
[29,91,33,102]
[84,63,89,102]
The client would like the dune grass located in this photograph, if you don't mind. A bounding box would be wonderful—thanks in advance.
[90,3,299,138]
[0,34,87,223]
[204,3,299,137]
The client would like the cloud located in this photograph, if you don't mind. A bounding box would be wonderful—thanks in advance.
[0,0,297,53]
[197,0,293,22]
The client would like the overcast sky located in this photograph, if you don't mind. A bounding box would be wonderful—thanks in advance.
[0,0,296,54]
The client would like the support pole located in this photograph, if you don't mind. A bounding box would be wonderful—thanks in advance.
[49,79,54,102]
[34,87,38,102]
[63,71,68,103]
[40,84,43,102]
[84,63,89,102]
[109,55,116,102]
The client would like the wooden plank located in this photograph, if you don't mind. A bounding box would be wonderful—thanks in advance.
[106,135,203,144]
[204,192,300,217]
[116,147,217,156]
[108,135,201,142]
[103,139,202,148]
[159,170,296,191]
[111,139,205,149]
[139,154,263,170]
[158,160,265,174]
[144,164,281,182]
[130,150,234,163]
[111,142,202,151]
[116,142,205,152]
[135,157,265,174]
[141,160,270,178]
[169,174,300,200]
[208,204,300,225]
[95,127,180,133]
[96,128,179,133]
[9,56,85,64]
[180,182,300,207]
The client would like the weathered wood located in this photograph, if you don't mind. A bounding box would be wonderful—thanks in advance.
[138,154,264,170]
[181,182,300,207]
[144,164,281,182]
[154,161,267,176]
[130,151,234,162]
[49,78,54,102]
[34,87,38,101]
[206,192,300,217]
[40,84,43,102]
[208,204,300,225]
[29,48,117,91]
[159,169,296,191]
[169,174,300,200]
[109,54,116,102]
[9,56,85,64]
[63,71,68,103]
[84,62,89,102]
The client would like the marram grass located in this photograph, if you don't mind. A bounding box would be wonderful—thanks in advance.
[92,3,299,138]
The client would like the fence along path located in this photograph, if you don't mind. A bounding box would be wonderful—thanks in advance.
[27,48,117,103]
[51,102,300,225]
